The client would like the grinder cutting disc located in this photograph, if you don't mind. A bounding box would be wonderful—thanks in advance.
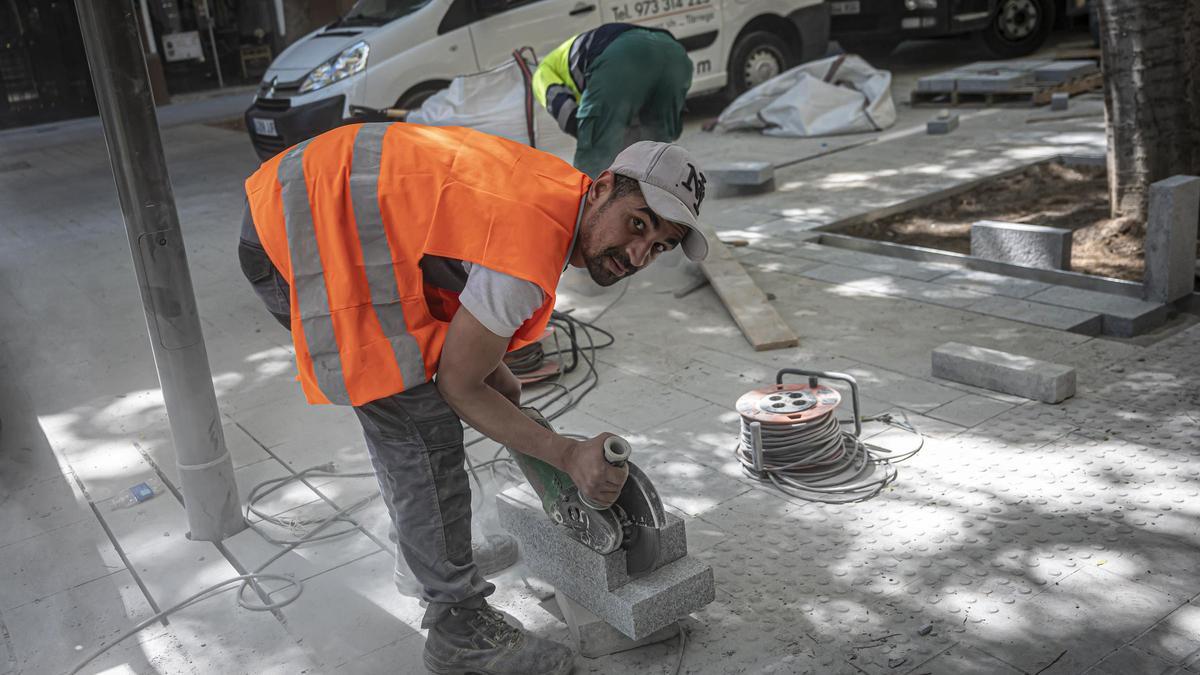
[614,461,666,577]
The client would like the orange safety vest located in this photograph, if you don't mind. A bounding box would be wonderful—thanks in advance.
[244,123,591,406]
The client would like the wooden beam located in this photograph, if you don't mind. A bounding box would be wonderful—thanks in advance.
[697,225,799,351]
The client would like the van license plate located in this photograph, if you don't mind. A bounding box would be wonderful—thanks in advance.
[252,117,278,137]
[830,1,860,15]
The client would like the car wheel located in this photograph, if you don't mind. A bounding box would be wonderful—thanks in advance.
[396,82,447,111]
[976,0,1055,58]
[727,31,796,98]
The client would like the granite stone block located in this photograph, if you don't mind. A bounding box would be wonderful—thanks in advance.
[1034,60,1098,83]
[497,491,715,640]
[1143,175,1200,304]
[971,220,1072,270]
[931,341,1076,403]
[709,161,775,198]
[1026,285,1168,337]
[554,592,680,658]
[927,113,959,135]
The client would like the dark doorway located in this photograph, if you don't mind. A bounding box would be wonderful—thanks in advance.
[0,0,97,130]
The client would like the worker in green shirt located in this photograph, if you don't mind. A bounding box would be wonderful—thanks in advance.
[534,23,693,178]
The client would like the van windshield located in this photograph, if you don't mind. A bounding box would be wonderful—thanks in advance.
[336,0,433,26]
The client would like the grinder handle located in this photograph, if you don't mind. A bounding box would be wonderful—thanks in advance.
[602,436,632,466]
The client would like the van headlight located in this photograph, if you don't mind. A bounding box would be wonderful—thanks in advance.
[300,41,369,94]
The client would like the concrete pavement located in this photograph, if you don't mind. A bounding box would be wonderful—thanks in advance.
[3,37,1199,675]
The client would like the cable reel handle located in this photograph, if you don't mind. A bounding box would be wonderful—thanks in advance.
[775,368,863,439]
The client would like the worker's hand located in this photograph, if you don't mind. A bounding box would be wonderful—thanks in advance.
[563,434,629,508]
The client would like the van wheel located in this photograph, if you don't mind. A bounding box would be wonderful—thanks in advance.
[975,0,1055,58]
[396,81,448,111]
[727,31,795,98]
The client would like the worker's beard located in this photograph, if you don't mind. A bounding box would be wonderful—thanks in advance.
[579,201,634,287]
[584,246,633,287]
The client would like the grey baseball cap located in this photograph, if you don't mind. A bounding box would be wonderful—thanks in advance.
[608,141,710,262]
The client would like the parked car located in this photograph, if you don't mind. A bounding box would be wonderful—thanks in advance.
[830,0,1090,60]
[244,0,831,160]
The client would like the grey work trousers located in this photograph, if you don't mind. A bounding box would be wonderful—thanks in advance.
[238,207,493,627]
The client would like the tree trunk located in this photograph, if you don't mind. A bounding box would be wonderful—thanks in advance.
[1096,0,1200,227]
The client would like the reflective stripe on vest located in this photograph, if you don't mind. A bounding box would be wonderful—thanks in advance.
[348,125,426,389]
[278,140,353,405]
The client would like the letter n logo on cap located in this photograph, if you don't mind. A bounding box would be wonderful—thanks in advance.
[679,163,706,213]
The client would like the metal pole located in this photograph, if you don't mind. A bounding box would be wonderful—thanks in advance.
[74,0,244,541]
[199,0,225,89]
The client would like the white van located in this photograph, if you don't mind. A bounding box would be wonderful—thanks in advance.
[245,0,830,159]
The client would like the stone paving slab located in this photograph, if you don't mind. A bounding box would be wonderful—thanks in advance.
[966,295,1104,335]
[7,49,1196,675]
[933,268,1053,299]
[1027,285,1170,337]
[800,263,990,309]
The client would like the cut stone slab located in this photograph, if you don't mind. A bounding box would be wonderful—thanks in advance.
[1033,59,1099,82]
[554,592,680,658]
[1143,175,1200,304]
[955,69,1035,94]
[971,220,1072,270]
[496,490,688,592]
[1050,92,1069,111]
[965,295,1103,335]
[931,341,1076,404]
[1026,285,1169,337]
[497,490,715,640]
[709,161,775,198]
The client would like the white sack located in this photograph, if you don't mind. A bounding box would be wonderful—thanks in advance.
[407,54,538,146]
[716,54,896,137]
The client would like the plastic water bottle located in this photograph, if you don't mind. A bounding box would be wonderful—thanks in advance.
[108,477,165,510]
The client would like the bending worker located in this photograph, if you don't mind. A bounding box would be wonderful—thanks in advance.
[239,123,708,675]
[534,22,693,178]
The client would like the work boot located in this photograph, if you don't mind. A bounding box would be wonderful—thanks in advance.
[423,602,574,675]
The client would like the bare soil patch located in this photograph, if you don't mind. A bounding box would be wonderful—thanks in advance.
[835,162,1153,281]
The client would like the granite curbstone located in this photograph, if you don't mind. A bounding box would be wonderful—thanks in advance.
[931,341,1075,404]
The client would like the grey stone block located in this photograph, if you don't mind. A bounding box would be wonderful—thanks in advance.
[966,296,1103,335]
[1051,92,1069,111]
[497,492,715,640]
[554,592,680,659]
[496,488,687,592]
[927,113,959,135]
[1034,60,1098,83]
[971,220,1072,270]
[1143,175,1200,304]
[955,70,1035,94]
[932,341,1076,404]
[709,161,775,198]
[1026,285,1169,337]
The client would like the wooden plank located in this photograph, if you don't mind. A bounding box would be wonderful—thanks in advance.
[697,225,798,351]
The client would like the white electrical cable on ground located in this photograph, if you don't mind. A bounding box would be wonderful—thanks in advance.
[70,311,627,674]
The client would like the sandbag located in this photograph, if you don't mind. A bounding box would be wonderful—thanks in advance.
[407,51,539,146]
[716,54,896,137]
